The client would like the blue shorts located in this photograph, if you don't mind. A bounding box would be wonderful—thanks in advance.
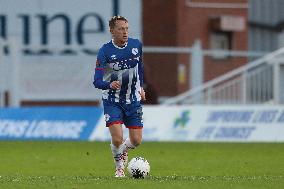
[103,100,143,129]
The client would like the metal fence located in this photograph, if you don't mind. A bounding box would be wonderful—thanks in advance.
[2,37,283,107]
[163,47,284,105]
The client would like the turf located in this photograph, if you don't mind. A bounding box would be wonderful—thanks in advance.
[0,141,283,189]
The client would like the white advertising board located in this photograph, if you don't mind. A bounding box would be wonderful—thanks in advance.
[90,105,284,142]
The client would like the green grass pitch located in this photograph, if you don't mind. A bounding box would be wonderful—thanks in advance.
[0,141,283,189]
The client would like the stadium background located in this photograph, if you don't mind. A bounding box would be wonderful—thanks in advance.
[0,1,283,188]
[1,0,283,142]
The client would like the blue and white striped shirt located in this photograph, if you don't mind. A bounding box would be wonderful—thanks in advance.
[93,38,143,104]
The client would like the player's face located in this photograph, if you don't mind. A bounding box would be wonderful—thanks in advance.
[111,20,129,46]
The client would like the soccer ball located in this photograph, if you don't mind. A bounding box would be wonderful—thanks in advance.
[127,157,150,179]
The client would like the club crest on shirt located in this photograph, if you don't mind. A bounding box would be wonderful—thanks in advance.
[132,48,138,55]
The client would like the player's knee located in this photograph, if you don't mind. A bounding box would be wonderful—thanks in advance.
[133,140,141,147]
[131,137,142,147]
[112,138,123,148]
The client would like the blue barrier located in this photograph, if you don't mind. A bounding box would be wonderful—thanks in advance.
[0,107,103,140]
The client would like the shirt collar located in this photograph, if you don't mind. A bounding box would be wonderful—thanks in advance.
[111,39,128,49]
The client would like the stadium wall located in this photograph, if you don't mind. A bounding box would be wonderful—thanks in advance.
[1,105,284,142]
[143,0,248,97]
[1,0,251,106]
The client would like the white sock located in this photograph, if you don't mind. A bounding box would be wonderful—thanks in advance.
[121,138,136,153]
[110,143,124,170]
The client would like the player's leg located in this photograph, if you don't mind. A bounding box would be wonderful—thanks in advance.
[103,100,125,177]
[120,128,142,167]
[109,123,123,148]
[129,128,142,146]
[121,102,143,166]
[109,124,125,177]
[122,128,142,152]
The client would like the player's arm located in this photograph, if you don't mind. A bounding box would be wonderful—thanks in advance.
[93,48,111,90]
[93,48,121,90]
[138,41,146,101]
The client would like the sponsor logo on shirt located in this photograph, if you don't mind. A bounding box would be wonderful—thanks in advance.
[111,55,117,60]
[109,56,140,71]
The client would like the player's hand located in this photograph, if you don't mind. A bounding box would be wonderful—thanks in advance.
[140,88,146,101]
[110,81,121,90]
